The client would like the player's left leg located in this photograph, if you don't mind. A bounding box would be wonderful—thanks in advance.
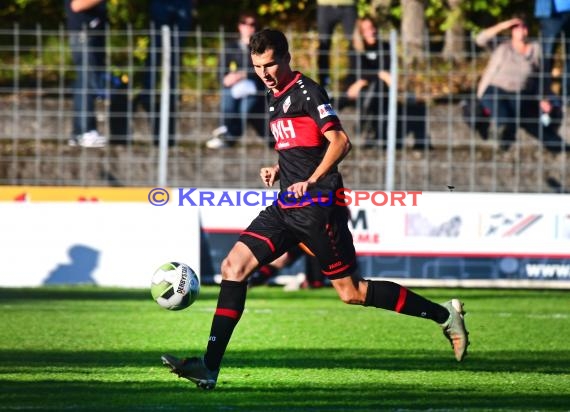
[330,275,469,361]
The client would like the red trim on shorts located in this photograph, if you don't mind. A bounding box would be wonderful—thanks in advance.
[277,197,331,209]
[322,263,351,276]
[395,287,407,313]
[215,308,241,319]
[277,199,306,209]
[241,231,276,253]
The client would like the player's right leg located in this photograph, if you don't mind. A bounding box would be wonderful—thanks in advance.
[162,205,293,390]
[161,354,219,390]
[162,241,259,390]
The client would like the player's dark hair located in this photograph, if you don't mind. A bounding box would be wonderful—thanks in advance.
[249,29,289,58]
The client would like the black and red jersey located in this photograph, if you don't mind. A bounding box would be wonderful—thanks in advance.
[266,72,345,206]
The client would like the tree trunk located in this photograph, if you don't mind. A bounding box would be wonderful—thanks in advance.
[400,0,426,64]
[442,0,465,62]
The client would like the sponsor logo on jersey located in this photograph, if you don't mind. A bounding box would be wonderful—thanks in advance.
[317,103,336,119]
[283,96,292,113]
[270,119,296,146]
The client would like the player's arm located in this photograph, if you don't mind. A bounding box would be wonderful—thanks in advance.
[260,164,280,187]
[310,128,351,183]
[288,128,351,198]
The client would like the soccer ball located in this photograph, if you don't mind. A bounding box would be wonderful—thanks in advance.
[151,262,200,310]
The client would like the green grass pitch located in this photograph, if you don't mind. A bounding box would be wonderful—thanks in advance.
[0,286,569,411]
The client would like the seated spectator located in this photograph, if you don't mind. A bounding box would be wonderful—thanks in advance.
[206,12,266,149]
[341,15,431,150]
[470,16,567,153]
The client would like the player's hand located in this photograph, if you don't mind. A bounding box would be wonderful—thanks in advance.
[287,181,311,199]
[260,166,279,187]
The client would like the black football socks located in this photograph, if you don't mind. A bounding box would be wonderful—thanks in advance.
[203,279,248,371]
[364,280,449,323]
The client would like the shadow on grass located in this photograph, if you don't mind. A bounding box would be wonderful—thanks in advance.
[0,286,344,303]
[2,347,569,374]
[1,348,569,410]
[0,287,220,302]
[2,286,568,306]
[0,378,568,412]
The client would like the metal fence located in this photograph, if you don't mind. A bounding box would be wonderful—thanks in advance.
[0,25,568,192]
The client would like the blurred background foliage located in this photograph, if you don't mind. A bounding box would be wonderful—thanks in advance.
[0,0,540,91]
[0,0,538,32]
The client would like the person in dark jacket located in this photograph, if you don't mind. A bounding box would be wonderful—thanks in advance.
[343,16,431,150]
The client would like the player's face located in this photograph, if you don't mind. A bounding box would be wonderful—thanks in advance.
[251,49,292,92]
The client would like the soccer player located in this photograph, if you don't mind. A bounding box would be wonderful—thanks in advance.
[161,29,469,390]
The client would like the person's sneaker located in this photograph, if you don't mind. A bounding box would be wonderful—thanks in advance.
[206,135,228,149]
[206,125,233,149]
[211,125,228,137]
[441,299,469,362]
[161,354,219,390]
[81,130,107,148]
[69,130,107,148]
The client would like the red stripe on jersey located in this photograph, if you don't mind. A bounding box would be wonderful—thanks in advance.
[273,72,302,98]
[320,120,341,134]
[241,231,276,252]
[395,287,407,313]
[215,308,241,319]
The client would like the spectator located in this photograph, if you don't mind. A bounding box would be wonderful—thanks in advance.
[535,0,570,101]
[316,0,358,89]
[140,0,193,147]
[206,11,266,149]
[65,0,107,148]
[342,16,431,150]
[474,16,567,152]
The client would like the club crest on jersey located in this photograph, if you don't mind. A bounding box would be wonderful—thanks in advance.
[283,96,292,113]
[317,103,336,119]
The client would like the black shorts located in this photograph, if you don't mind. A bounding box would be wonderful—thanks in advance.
[239,203,356,279]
